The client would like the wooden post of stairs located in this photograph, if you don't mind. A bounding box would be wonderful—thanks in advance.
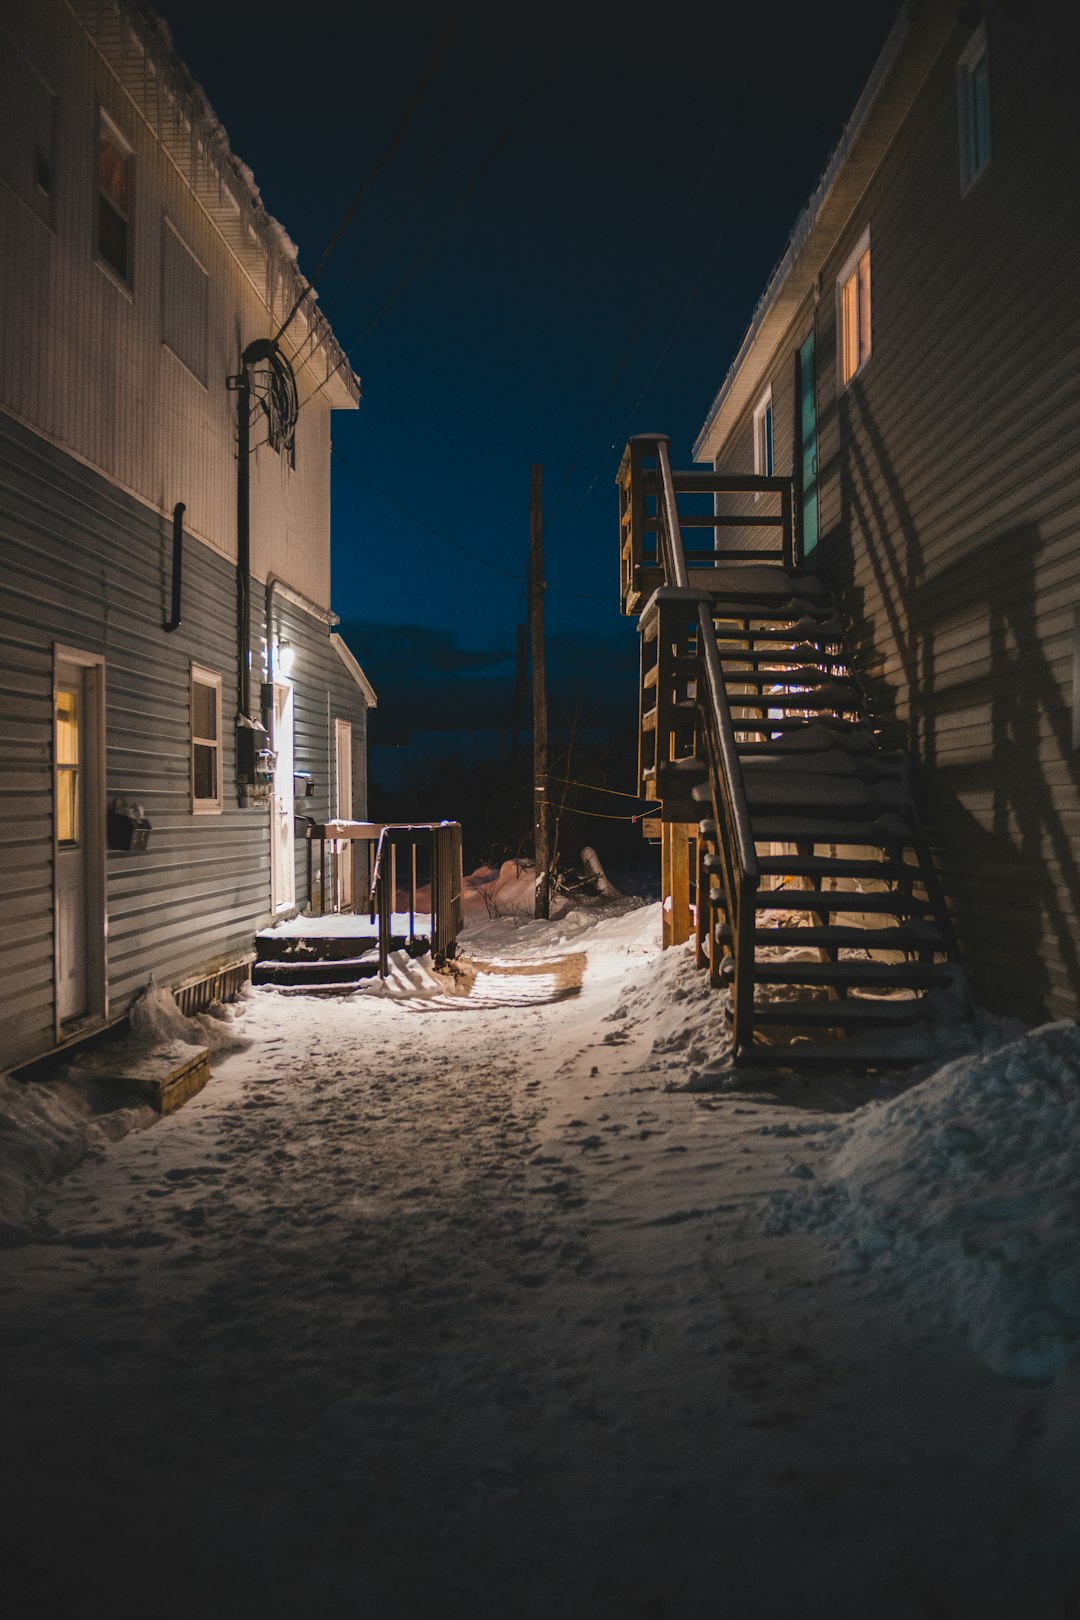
[662,821,695,948]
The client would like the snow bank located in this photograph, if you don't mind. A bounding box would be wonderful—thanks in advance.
[768,1021,1080,1382]
[0,987,250,1238]
[0,1073,152,1240]
[358,950,449,1000]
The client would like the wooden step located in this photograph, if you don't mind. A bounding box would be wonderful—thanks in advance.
[715,922,945,950]
[733,1042,927,1071]
[753,960,953,989]
[751,888,932,915]
[252,956,381,986]
[753,998,932,1028]
[742,815,915,844]
[758,855,918,881]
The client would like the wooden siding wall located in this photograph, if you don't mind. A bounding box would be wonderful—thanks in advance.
[706,8,1080,1023]
[0,411,368,1067]
[0,0,341,611]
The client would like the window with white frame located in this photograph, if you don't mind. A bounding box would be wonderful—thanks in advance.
[97,111,132,283]
[753,386,774,477]
[0,45,55,227]
[191,666,222,813]
[837,229,872,387]
[957,22,991,193]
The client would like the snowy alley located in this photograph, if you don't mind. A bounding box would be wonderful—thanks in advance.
[2,899,1080,1620]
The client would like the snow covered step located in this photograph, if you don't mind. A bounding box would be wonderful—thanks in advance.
[737,723,876,756]
[703,565,829,598]
[91,1040,210,1114]
[253,955,380,987]
[752,997,933,1029]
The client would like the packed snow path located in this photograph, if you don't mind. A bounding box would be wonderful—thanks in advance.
[2,904,1078,1619]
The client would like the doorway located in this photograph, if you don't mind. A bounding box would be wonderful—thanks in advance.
[271,680,295,913]
[335,718,353,910]
[54,649,106,1034]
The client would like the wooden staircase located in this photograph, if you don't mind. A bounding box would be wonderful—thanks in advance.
[620,434,967,1069]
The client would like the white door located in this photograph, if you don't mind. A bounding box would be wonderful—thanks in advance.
[54,655,104,1027]
[271,681,295,913]
[335,718,353,909]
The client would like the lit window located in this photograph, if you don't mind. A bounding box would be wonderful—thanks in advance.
[98,112,132,282]
[55,686,80,846]
[191,666,222,813]
[837,229,871,386]
[753,387,774,477]
[958,22,991,193]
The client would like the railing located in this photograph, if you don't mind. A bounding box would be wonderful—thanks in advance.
[619,433,797,614]
[368,822,464,978]
[623,434,769,1051]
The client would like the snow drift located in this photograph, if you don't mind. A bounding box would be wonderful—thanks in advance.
[768,1020,1080,1382]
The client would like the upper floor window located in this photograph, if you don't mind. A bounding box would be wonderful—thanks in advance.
[161,218,209,384]
[837,229,871,387]
[0,42,55,227]
[98,112,132,283]
[753,386,774,477]
[191,665,223,813]
[958,22,991,193]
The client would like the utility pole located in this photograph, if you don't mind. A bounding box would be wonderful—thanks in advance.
[529,464,550,919]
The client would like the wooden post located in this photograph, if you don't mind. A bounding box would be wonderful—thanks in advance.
[530,465,550,919]
[661,821,694,948]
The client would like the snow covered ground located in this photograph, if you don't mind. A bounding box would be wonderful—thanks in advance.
[2,901,1079,1618]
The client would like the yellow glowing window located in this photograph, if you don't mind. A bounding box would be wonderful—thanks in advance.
[191,666,222,812]
[838,233,871,386]
[56,686,80,846]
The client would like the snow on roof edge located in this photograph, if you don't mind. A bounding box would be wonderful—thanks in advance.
[331,633,378,708]
[96,0,360,408]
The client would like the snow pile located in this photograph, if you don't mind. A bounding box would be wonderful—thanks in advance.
[462,860,584,922]
[602,937,735,1074]
[0,1071,152,1240]
[127,983,251,1055]
[359,950,450,1000]
[769,1021,1080,1382]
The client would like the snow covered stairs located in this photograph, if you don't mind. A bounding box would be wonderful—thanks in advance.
[618,435,966,1069]
[695,569,964,1064]
[252,929,383,990]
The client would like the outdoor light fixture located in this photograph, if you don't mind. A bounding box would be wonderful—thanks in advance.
[278,640,294,677]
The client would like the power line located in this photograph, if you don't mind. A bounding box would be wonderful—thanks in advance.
[273,8,461,346]
[331,447,608,602]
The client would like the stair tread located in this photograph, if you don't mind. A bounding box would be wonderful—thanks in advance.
[757,856,918,879]
[734,1043,926,1071]
[753,960,953,987]
[715,922,945,948]
[751,888,931,913]
[754,998,932,1027]
[746,816,915,843]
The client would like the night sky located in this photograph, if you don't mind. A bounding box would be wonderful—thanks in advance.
[163,0,900,745]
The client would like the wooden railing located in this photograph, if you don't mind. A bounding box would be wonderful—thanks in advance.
[620,434,787,1051]
[368,822,463,977]
[618,433,797,614]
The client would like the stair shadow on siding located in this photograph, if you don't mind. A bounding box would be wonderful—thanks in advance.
[834,398,1080,1021]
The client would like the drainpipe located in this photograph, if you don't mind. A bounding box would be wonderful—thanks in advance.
[231,339,275,798]
[163,502,185,632]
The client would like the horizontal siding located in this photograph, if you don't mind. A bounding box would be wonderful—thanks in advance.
[708,7,1080,1022]
[0,412,370,1066]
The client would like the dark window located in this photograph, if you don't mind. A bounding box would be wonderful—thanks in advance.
[98,116,131,282]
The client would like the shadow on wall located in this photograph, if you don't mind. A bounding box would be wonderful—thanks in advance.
[824,386,1080,1023]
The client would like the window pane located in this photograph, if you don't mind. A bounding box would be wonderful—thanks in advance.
[764,405,773,474]
[99,134,128,214]
[857,249,872,366]
[193,680,217,742]
[841,272,858,382]
[57,768,79,846]
[194,742,218,801]
[56,688,79,765]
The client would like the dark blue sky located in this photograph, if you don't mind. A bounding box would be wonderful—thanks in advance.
[164,0,898,727]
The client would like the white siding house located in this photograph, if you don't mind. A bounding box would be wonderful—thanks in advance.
[0,0,374,1067]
